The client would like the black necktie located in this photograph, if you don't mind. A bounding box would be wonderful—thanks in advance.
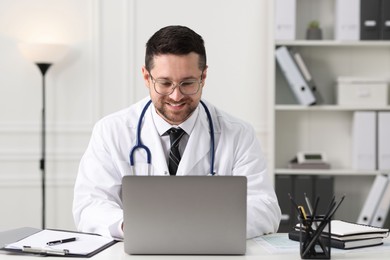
[168,128,185,175]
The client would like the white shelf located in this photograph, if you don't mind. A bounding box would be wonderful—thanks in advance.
[275,168,383,176]
[275,40,390,47]
[275,105,390,111]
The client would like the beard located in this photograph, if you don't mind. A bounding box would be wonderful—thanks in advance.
[154,97,199,125]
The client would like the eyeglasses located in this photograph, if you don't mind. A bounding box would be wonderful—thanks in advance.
[149,72,203,96]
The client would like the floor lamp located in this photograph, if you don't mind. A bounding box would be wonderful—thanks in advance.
[19,43,68,229]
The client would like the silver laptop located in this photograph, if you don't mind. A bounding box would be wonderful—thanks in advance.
[122,176,247,255]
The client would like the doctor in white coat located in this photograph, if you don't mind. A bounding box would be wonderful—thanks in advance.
[73,25,281,239]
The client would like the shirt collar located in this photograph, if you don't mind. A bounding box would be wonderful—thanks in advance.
[151,102,199,136]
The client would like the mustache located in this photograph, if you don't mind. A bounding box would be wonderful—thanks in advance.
[165,98,190,104]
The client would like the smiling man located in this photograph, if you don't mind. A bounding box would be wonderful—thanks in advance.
[73,25,281,240]
[144,52,203,125]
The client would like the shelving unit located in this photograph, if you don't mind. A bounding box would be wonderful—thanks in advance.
[273,41,390,176]
[270,0,390,230]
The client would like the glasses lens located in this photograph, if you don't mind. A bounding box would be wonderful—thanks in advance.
[179,80,200,95]
[154,79,173,95]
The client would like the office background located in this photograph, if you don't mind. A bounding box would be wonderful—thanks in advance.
[1,0,387,231]
[0,0,271,230]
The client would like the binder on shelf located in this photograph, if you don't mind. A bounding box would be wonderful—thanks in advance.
[378,112,390,170]
[335,0,360,40]
[314,176,334,216]
[289,48,323,104]
[371,174,390,227]
[357,174,389,226]
[276,175,335,232]
[381,0,390,39]
[360,0,381,40]
[352,111,376,170]
[274,0,296,40]
[275,46,316,106]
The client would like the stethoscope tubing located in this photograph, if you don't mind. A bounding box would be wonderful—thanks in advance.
[199,100,215,175]
[129,99,215,175]
[129,100,152,166]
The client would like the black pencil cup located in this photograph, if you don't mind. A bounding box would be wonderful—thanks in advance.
[299,216,331,259]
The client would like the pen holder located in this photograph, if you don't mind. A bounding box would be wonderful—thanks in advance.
[299,216,331,259]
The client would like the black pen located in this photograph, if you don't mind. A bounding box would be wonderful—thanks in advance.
[328,194,346,219]
[288,193,301,215]
[47,237,77,246]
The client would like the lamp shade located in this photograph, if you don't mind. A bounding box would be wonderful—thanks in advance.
[19,43,69,64]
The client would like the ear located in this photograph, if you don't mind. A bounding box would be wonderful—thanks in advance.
[142,66,150,88]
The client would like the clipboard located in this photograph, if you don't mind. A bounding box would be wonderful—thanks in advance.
[0,227,116,257]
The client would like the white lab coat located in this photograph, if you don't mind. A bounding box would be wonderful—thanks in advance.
[73,97,281,239]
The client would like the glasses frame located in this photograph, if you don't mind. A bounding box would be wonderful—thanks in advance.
[149,72,203,96]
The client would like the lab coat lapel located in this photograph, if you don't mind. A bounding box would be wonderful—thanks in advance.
[177,112,210,175]
[141,108,169,175]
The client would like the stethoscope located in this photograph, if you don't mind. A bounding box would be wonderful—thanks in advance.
[129,100,215,176]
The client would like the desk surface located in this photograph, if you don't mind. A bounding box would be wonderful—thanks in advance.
[1,234,390,259]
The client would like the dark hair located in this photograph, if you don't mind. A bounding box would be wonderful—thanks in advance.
[145,25,207,71]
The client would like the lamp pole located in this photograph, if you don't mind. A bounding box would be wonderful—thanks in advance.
[36,62,52,230]
[19,43,68,229]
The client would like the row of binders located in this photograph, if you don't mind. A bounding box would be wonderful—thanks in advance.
[358,174,390,228]
[352,111,390,171]
[275,0,390,41]
[337,0,390,40]
[275,46,322,106]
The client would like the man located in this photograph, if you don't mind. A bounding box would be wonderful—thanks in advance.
[73,25,281,239]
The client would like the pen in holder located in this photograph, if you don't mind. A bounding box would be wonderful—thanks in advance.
[299,215,331,259]
[289,193,345,260]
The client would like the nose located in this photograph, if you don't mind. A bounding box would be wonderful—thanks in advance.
[169,85,185,101]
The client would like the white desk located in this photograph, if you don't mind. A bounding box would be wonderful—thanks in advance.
[1,234,390,259]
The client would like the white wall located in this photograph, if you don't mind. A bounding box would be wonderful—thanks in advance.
[0,0,271,230]
[0,0,97,230]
